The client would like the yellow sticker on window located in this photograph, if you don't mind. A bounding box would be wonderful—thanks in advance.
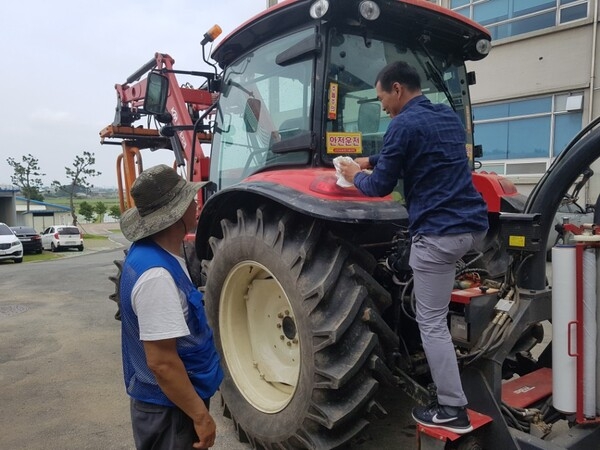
[326,132,363,154]
[509,235,526,248]
[328,82,338,120]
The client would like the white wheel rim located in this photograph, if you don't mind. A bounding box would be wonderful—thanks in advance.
[220,261,300,413]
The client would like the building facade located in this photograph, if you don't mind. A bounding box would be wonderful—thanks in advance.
[14,197,72,230]
[0,185,19,225]
[432,0,598,200]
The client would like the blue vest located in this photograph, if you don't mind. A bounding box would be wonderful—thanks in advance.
[120,240,223,405]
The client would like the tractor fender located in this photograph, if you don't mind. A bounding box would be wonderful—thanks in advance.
[195,180,407,260]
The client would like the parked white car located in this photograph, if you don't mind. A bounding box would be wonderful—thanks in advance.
[41,225,84,252]
[0,222,23,263]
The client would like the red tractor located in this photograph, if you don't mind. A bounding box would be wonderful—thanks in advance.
[101,1,600,448]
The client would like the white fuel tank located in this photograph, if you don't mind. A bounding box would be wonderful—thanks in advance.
[552,245,577,414]
[552,243,598,417]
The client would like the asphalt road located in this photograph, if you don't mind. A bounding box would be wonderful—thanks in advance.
[0,231,417,450]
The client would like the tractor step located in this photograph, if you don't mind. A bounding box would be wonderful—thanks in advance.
[502,367,552,409]
[416,409,493,449]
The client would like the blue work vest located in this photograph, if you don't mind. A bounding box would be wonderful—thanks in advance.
[120,239,223,405]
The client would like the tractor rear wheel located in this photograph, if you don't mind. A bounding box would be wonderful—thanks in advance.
[204,206,383,449]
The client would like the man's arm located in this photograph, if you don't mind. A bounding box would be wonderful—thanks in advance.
[351,125,407,196]
[144,339,216,449]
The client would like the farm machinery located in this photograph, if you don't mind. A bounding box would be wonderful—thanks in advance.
[101,1,600,448]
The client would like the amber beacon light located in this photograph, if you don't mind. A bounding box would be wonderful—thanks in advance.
[201,25,223,46]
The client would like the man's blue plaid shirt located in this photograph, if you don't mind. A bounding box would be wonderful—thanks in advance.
[354,95,488,236]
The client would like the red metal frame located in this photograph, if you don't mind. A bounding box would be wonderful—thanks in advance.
[471,172,520,213]
[112,53,215,212]
[502,367,553,410]
[114,53,213,180]
[416,409,493,444]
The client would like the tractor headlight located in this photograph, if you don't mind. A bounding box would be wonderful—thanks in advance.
[475,39,491,56]
[309,0,330,19]
[359,1,380,21]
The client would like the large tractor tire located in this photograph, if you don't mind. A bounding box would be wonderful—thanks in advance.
[108,249,128,321]
[203,206,385,449]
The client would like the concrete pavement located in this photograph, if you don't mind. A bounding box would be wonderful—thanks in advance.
[0,224,419,449]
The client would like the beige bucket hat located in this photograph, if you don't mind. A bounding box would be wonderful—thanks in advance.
[120,164,208,242]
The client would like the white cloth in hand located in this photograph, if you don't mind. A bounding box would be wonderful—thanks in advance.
[333,156,360,188]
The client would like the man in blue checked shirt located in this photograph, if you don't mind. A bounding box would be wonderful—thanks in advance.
[338,61,488,435]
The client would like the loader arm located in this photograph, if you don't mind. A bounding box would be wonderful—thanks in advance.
[103,52,218,211]
[114,53,215,178]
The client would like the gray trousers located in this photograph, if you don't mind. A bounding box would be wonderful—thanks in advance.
[409,232,485,407]
[130,398,210,450]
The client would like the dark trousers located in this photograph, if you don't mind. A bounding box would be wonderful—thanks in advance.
[130,398,210,450]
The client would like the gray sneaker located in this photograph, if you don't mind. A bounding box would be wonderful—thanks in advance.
[412,402,473,434]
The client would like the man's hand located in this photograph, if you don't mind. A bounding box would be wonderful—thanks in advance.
[193,412,216,448]
[338,158,364,183]
[144,339,218,448]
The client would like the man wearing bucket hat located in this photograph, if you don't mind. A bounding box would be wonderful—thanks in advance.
[119,164,223,449]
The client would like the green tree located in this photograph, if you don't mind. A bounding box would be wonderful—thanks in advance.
[52,151,101,226]
[7,154,45,211]
[94,201,107,223]
[108,205,121,220]
[79,201,95,222]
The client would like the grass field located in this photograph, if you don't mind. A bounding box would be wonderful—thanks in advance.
[43,196,122,223]
[47,196,120,209]
[15,234,110,263]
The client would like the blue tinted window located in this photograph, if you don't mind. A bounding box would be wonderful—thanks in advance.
[475,122,508,160]
[511,12,556,36]
[474,104,509,120]
[453,1,588,39]
[489,23,509,40]
[474,0,509,25]
[561,4,588,22]
[508,98,551,116]
[507,117,551,158]
[513,1,555,17]
[554,113,584,156]
[473,94,582,162]
[454,7,470,18]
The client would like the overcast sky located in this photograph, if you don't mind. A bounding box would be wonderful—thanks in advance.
[0,0,272,187]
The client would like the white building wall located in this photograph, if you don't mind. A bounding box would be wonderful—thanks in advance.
[468,24,593,103]
[436,0,600,201]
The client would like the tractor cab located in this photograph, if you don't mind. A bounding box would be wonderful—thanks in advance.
[207,0,491,190]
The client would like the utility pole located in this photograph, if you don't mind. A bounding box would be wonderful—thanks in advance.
[267,0,277,7]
